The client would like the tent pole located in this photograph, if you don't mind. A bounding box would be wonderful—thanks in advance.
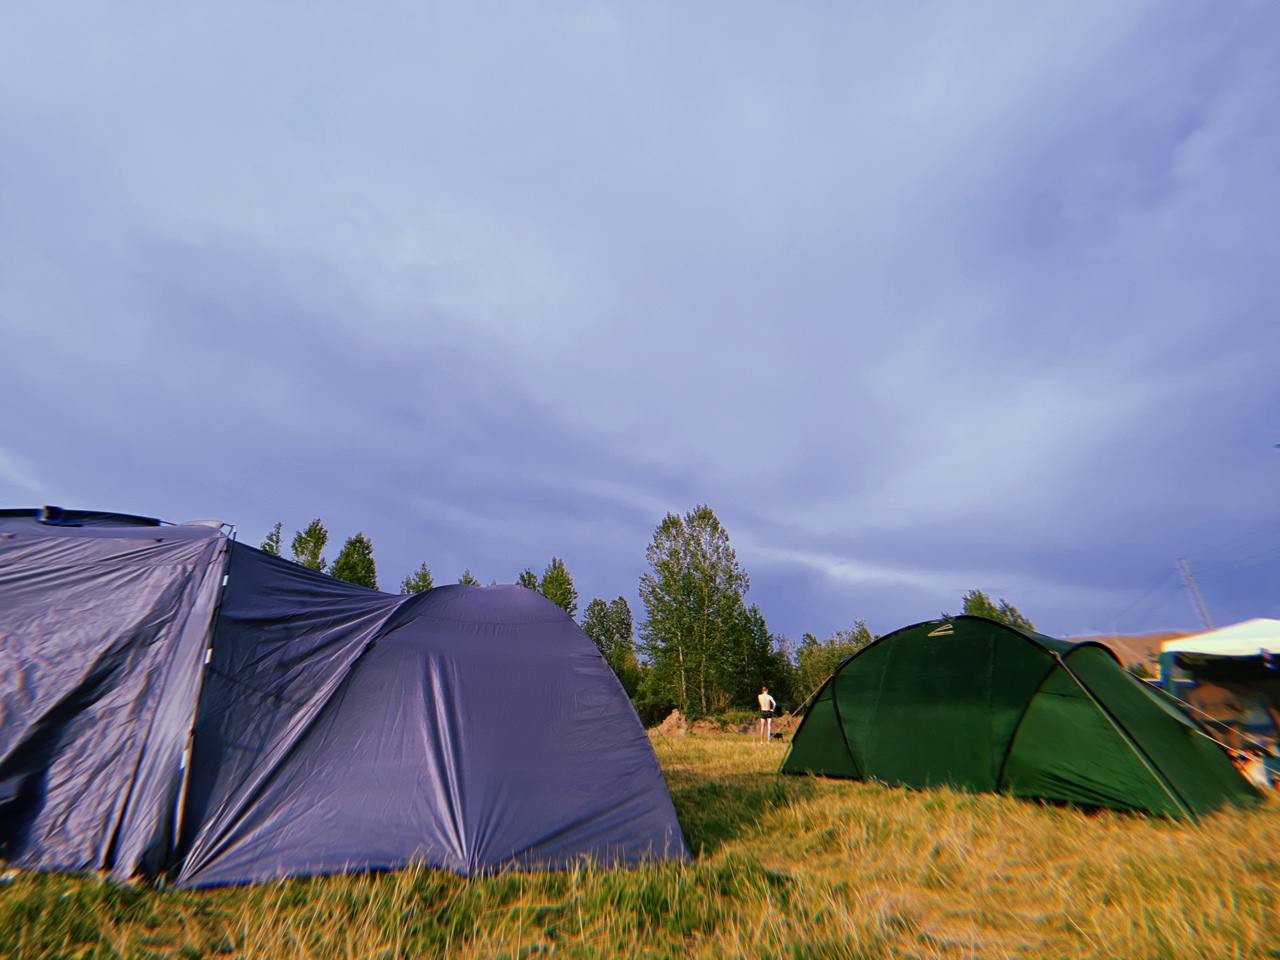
[1175,559,1213,631]
[168,530,234,881]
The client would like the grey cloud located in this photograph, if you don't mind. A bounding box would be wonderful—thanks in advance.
[1,1,1278,640]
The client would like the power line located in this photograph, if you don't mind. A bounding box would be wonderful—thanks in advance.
[1085,568,1180,636]
[1193,546,1280,582]
[1182,520,1280,565]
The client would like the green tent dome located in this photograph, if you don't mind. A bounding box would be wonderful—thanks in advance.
[781,616,1259,818]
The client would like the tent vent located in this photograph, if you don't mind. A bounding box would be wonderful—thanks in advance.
[38,505,78,526]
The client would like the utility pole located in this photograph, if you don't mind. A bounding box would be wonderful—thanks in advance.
[1175,558,1213,632]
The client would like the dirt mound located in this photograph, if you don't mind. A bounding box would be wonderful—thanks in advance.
[772,712,802,737]
[737,712,802,739]
[651,708,688,736]
[650,709,803,739]
[1074,631,1190,674]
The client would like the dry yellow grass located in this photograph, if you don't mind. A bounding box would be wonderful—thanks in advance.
[2,732,1277,958]
[656,734,1280,958]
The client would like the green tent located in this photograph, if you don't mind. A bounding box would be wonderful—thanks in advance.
[781,616,1259,817]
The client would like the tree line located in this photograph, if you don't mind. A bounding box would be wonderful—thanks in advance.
[257,509,1036,724]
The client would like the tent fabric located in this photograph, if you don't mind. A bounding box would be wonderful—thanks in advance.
[781,616,1259,818]
[0,512,688,885]
[1161,618,1280,657]
[173,542,408,885]
[0,517,228,879]
[175,546,686,886]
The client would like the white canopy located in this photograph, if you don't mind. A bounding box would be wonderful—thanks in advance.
[1161,618,1280,657]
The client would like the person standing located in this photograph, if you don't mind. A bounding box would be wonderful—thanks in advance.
[757,686,777,743]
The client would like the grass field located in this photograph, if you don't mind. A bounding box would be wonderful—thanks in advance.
[3,733,1278,958]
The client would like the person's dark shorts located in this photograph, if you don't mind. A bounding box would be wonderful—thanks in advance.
[760,710,774,719]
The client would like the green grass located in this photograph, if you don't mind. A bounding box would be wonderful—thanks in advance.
[3,733,1279,958]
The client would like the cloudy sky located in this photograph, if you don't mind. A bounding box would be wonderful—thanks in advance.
[2,2,1277,640]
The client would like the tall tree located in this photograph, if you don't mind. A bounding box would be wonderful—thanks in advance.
[582,596,641,696]
[957,589,1035,631]
[639,504,750,716]
[291,519,329,572]
[517,568,539,591]
[795,622,875,703]
[539,557,578,617]
[582,596,633,658]
[720,603,793,710]
[331,532,378,589]
[400,562,434,594]
[260,522,283,556]
[458,569,480,585]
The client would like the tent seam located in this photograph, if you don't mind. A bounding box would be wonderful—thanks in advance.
[175,608,403,886]
[780,676,827,772]
[857,641,897,778]
[1057,658,1194,820]
[826,676,861,778]
[197,669,311,707]
[782,674,860,778]
[176,654,370,885]
[994,659,1060,791]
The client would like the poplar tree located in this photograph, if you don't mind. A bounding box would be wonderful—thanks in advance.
[261,522,283,556]
[795,622,875,701]
[957,589,1035,631]
[582,596,641,697]
[639,505,750,716]
[291,519,329,572]
[582,596,633,657]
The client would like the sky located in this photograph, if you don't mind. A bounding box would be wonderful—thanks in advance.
[1,2,1277,642]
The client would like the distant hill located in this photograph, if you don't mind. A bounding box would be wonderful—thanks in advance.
[1070,631,1194,671]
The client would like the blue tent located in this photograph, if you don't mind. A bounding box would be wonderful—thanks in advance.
[0,508,687,886]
